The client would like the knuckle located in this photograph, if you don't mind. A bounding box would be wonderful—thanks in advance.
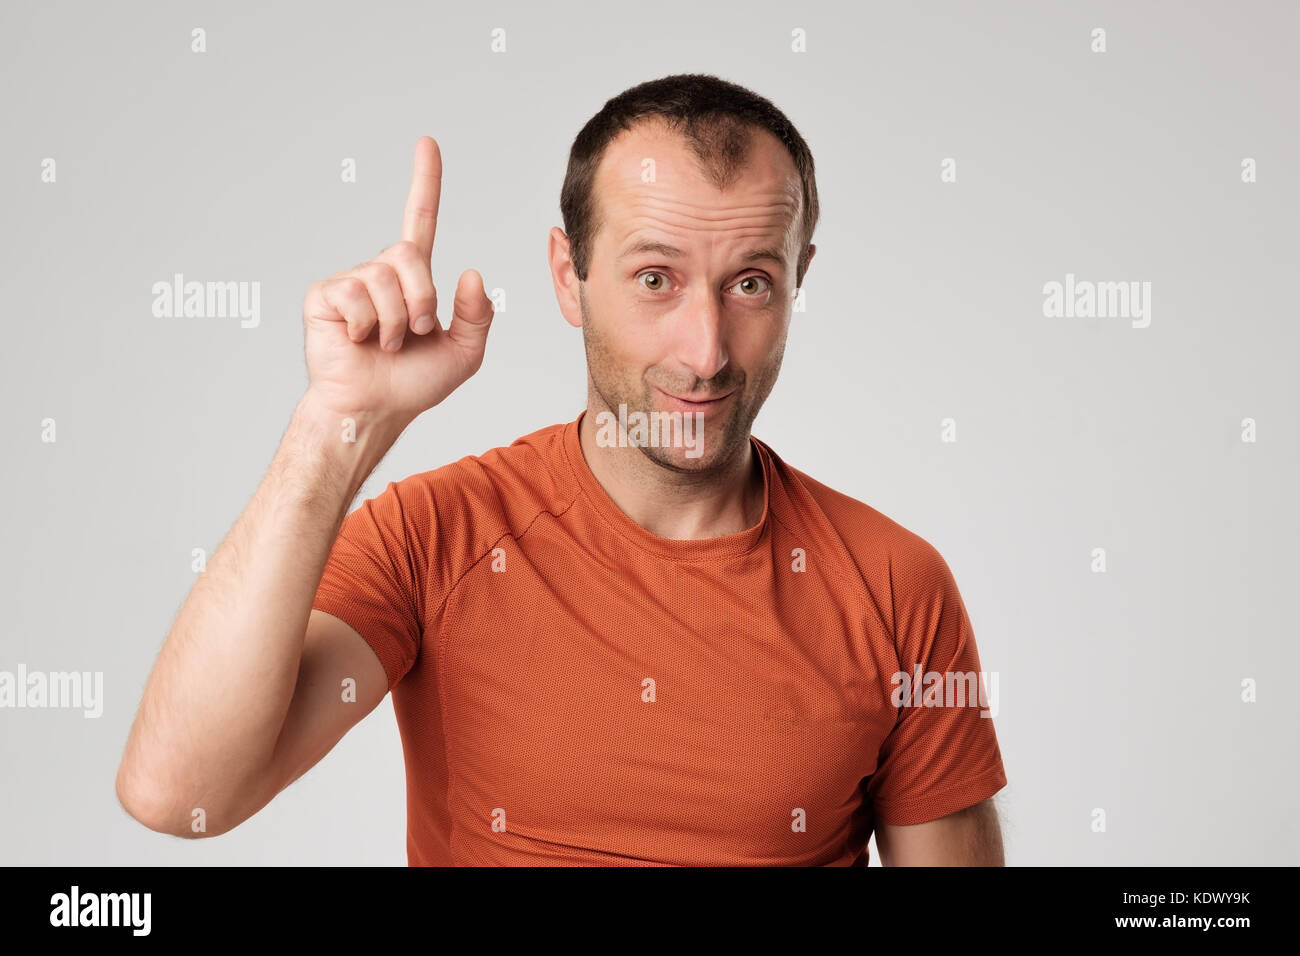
[389,239,421,262]
[337,276,367,300]
[356,261,390,282]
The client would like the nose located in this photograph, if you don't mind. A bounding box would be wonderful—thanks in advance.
[672,284,729,383]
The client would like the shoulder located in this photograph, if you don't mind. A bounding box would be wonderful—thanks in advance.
[758,441,960,631]
[371,421,578,579]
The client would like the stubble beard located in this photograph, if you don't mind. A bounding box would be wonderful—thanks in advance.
[579,287,785,478]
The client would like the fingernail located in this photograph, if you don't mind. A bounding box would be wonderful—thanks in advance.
[414,314,435,334]
[385,336,403,352]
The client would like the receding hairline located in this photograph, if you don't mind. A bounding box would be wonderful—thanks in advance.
[586,116,806,269]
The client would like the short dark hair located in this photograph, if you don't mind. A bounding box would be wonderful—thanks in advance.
[559,73,820,288]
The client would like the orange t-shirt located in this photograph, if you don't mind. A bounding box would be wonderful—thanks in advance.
[312,412,1007,865]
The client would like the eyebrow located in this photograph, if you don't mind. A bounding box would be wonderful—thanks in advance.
[617,238,787,267]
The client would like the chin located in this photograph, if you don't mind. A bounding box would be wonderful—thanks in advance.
[640,439,735,475]
[637,443,700,471]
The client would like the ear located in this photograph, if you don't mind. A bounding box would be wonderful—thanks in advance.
[548,226,584,329]
[798,243,817,288]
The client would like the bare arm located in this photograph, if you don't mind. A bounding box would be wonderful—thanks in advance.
[875,797,1005,866]
[115,396,405,837]
[115,137,494,837]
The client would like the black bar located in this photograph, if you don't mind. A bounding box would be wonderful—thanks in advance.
[1,865,1280,941]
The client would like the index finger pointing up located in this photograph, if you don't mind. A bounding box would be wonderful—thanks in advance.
[401,136,443,260]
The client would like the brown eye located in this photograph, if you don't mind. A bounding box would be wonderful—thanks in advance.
[639,272,667,291]
[735,275,771,296]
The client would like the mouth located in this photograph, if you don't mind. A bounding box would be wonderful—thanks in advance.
[654,387,735,414]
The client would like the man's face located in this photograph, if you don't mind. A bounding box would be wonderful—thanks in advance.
[556,118,814,474]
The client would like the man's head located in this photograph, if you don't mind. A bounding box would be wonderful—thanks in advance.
[549,73,819,475]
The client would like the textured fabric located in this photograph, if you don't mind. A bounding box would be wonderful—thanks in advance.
[312,410,1007,865]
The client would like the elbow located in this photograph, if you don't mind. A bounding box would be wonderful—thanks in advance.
[114,765,213,839]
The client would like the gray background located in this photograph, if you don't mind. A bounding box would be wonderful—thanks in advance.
[2,0,1296,865]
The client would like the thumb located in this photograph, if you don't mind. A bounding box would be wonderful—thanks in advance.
[446,269,495,366]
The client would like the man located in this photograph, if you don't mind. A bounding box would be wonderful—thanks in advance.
[117,73,1007,866]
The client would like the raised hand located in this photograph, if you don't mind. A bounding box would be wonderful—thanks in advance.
[302,136,495,424]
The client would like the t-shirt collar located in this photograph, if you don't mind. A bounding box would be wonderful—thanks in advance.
[559,409,770,562]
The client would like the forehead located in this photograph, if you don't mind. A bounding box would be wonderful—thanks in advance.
[591,118,803,257]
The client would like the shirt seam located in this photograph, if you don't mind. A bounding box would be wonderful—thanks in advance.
[432,480,582,864]
[765,485,899,646]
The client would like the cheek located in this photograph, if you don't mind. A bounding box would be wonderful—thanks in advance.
[584,317,660,390]
[732,323,786,375]
[600,312,671,368]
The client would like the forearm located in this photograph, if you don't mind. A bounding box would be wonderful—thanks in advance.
[116,391,406,833]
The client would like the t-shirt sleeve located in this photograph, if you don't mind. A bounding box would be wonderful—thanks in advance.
[312,479,427,693]
[866,541,1007,826]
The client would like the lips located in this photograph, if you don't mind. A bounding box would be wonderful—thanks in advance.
[655,387,734,413]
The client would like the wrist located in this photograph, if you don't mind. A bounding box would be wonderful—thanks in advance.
[296,389,411,438]
[290,391,409,494]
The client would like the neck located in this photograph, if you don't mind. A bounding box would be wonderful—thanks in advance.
[577,406,763,540]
